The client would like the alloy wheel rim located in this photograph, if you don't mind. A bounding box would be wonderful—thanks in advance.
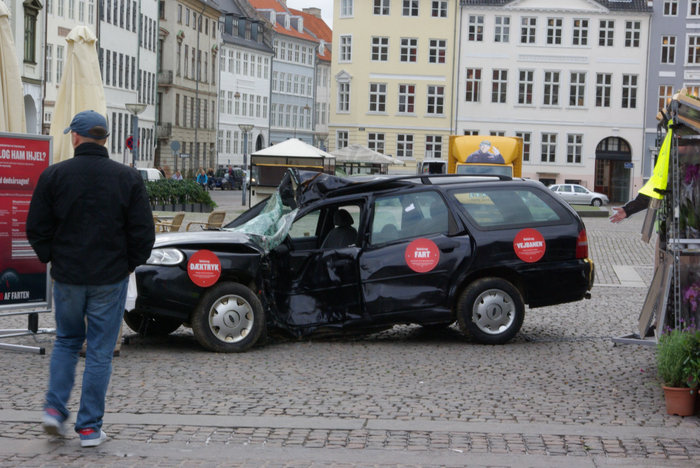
[208,294,253,343]
[472,288,515,335]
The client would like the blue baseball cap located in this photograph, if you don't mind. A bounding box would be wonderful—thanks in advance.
[63,110,110,139]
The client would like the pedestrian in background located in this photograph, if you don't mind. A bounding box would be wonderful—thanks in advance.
[171,170,183,180]
[26,110,155,447]
[196,167,208,189]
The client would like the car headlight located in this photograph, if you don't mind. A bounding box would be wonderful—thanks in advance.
[147,248,185,266]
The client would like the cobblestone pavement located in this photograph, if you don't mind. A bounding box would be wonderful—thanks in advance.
[0,192,697,467]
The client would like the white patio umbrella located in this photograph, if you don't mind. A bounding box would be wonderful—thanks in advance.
[49,26,107,163]
[331,144,405,166]
[0,1,26,133]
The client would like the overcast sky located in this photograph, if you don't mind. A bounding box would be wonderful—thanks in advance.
[284,0,334,28]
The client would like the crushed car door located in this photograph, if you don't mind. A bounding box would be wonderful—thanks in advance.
[359,191,470,322]
[267,203,364,332]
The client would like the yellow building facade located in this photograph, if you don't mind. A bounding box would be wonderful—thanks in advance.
[329,0,458,171]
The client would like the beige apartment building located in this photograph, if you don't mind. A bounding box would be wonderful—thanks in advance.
[329,0,458,169]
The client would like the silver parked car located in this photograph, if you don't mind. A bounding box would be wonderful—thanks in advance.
[549,184,609,207]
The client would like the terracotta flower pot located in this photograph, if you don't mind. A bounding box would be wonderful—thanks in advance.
[662,386,697,416]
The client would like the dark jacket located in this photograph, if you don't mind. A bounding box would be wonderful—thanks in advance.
[621,193,651,218]
[26,143,155,285]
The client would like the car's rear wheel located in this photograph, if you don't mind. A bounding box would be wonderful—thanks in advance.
[457,278,524,344]
[123,310,183,336]
[192,282,265,352]
[591,198,602,207]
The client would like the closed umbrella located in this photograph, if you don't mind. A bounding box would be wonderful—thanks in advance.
[49,26,107,163]
[0,1,26,133]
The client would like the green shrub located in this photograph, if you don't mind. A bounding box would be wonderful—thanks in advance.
[144,179,215,208]
[657,326,700,388]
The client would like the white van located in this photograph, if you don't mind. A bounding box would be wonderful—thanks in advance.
[138,168,164,181]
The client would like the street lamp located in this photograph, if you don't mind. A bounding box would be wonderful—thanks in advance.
[126,103,147,166]
[238,123,253,206]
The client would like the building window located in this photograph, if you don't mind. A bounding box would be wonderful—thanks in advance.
[658,85,674,112]
[337,130,349,149]
[429,39,446,64]
[569,72,586,107]
[369,83,387,112]
[371,36,389,61]
[340,0,353,17]
[625,21,640,47]
[465,68,481,102]
[468,15,484,41]
[368,133,385,153]
[546,18,562,45]
[398,84,415,113]
[23,3,39,63]
[622,74,637,108]
[596,73,611,107]
[518,70,533,104]
[57,45,64,83]
[688,35,700,64]
[425,135,443,158]
[494,16,510,43]
[427,85,444,115]
[45,44,52,82]
[397,134,414,158]
[541,133,557,163]
[521,17,536,44]
[661,36,676,64]
[599,20,614,46]
[402,0,418,17]
[516,132,531,162]
[492,69,507,103]
[373,0,389,15]
[692,0,700,16]
[339,35,352,62]
[543,71,560,106]
[567,134,582,164]
[572,19,588,46]
[400,38,417,62]
[664,0,678,15]
[431,1,447,18]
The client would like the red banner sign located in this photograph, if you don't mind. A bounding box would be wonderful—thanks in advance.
[0,133,52,310]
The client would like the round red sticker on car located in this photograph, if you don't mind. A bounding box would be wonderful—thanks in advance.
[405,238,440,273]
[513,229,546,263]
[187,250,221,287]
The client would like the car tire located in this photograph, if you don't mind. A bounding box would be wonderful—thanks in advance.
[191,282,265,352]
[123,310,183,336]
[456,278,524,345]
[591,198,602,207]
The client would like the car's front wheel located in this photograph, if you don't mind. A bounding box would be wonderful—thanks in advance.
[457,278,524,344]
[192,282,265,352]
[123,310,183,336]
[591,198,603,207]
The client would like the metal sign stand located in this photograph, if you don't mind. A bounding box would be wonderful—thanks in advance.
[0,308,53,354]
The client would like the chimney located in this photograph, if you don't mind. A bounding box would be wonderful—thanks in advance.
[303,7,322,19]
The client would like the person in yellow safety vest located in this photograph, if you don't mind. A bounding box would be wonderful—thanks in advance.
[610,120,673,223]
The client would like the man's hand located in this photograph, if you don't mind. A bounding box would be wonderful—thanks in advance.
[609,207,627,223]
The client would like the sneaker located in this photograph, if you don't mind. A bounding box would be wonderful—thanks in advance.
[79,428,107,447]
[42,408,66,437]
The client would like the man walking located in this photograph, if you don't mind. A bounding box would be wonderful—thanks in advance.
[26,110,155,447]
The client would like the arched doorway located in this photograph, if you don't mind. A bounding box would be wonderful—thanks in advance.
[255,133,264,152]
[24,95,37,134]
[595,137,631,203]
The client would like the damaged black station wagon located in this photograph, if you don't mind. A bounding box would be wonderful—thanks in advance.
[127,170,594,352]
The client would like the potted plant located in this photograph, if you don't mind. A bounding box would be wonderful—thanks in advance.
[657,321,700,416]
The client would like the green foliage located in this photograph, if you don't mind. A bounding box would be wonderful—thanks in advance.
[144,179,215,208]
[657,326,700,388]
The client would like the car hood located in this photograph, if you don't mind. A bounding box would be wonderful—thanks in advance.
[153,230,261,251]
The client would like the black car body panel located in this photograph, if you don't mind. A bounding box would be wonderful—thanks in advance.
[132,170,594,346]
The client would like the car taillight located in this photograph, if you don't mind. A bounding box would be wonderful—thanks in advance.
[576,229,588,259]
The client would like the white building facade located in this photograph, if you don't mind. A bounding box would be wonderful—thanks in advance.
[99,0,158,167]
[458,0,652,202]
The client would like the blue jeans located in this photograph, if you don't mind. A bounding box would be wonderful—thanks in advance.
[45,278,128,433]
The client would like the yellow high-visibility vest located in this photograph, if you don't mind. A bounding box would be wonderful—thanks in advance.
[639,120,673,200]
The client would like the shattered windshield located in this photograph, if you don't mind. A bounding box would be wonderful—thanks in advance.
[224,190,298,252]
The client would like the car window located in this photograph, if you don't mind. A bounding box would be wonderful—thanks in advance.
[288,211,321,240]
[289,204,362,247]
[573,185,587,193]
[452,187,565,229]
[560,185,572,193]
[370,191,448,245]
